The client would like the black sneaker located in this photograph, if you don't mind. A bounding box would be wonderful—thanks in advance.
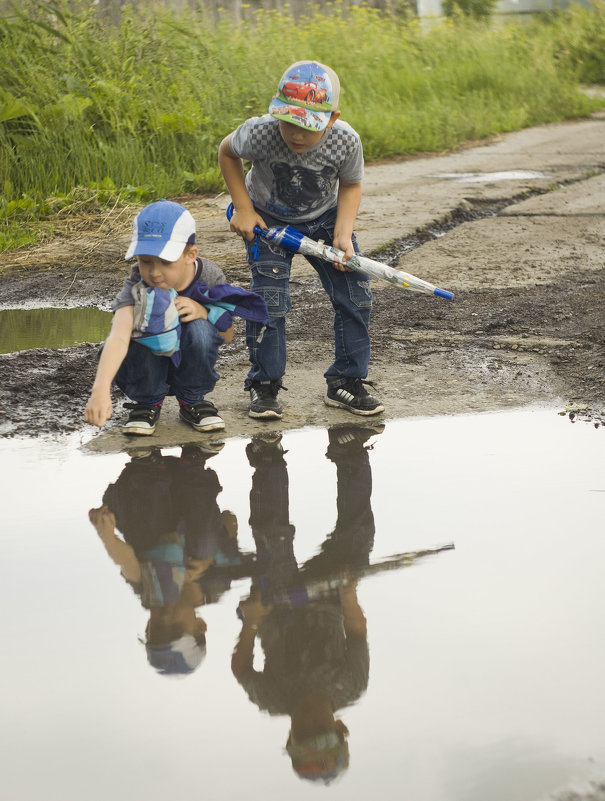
[248,381,284,420]
[325,379,384,416]
[179,400,225,432]
[122,402,162,436]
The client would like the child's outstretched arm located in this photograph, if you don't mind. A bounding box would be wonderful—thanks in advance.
[218,135,267,240]
[333,180,362,271]
[89,505,141,582]
[84,305,134,428]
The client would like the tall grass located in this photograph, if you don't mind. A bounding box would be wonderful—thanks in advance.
[1,0,603,251]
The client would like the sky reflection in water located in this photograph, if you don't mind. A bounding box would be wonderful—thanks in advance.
[1,408,604,801]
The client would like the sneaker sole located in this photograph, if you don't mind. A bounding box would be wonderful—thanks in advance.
[324,396,385,416]
[122,424,157,436]
[249,408,282,420]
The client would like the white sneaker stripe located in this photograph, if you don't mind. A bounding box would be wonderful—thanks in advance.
[336,389,355,403]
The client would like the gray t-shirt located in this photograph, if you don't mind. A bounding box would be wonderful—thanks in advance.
[237,603,369,716]
[111,257,227,312]
[229,115,364,223]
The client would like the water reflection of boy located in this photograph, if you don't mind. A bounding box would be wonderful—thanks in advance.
[232,427,381,783]
[89,445,239,675]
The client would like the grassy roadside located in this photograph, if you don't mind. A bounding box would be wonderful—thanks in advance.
[1,0,604,252]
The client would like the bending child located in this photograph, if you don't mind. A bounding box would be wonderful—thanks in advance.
[219,60,384,421]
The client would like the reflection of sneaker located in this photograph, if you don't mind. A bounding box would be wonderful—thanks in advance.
[181,442,225,462]
[326,423,385,460]
[126,445,162,460]
[127,445,164,463]
[246,432,284,466]
[325,379,384,416]
[248,381,284,419]
[179,400,225,432]
[122,402,162,436]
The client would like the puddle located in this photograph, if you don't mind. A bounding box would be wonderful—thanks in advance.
[432,170,548,183]
[0,306,111,353]
[1,408,604,801]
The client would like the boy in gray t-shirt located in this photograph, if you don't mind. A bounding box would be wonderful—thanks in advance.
[219,60,384,420]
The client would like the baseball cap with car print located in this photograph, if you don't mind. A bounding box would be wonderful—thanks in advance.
[269,61,340,132]
[125,199,196,262]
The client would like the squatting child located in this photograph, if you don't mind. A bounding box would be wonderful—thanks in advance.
[218,60,384,420]
[85,199,235,436]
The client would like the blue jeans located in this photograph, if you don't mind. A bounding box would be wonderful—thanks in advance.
[243,207,373,389]
[115,317,223,406]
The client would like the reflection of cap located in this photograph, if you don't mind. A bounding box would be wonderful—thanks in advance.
[286,730,349,784]
[269,61,340,132]
[145,633,206,676]
[125,199,196,261]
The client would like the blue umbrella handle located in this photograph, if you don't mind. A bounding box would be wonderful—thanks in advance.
[226,202,266,236]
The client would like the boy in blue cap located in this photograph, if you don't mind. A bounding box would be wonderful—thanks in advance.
[86,200,239,435]
[219,60,384,420]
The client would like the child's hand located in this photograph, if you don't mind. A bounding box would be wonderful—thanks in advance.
[174,297,209,322]
[229,208,268,241]
[186,557,214,582]
[89,505,116,537]
[331,233,356,272]
[238,591,273,627]
[84,389,113,428]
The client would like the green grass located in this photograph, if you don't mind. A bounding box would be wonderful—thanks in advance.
[1,0,604,252]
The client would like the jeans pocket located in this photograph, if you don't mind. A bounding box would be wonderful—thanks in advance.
[346,273,373,309]
[252,260,292,316]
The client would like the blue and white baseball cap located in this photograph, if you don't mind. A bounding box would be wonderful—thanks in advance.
[146,633,206,676]
[125,199,196,261]
[269,61,340,132]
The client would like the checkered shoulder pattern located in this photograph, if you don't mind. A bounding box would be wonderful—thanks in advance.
[230,116,364,182]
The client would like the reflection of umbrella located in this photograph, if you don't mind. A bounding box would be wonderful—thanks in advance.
[238,543,455,614]
[226,203,453,299]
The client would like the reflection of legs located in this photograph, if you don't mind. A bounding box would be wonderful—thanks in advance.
[247,435,298,594]
[329,428,376,565]
[173,455,223,562]
[301,426,382,579]
[101,455,177,552]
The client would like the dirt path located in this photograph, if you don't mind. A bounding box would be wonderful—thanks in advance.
[1,112,604,446]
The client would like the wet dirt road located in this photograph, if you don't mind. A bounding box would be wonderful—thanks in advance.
[0,111,603,446]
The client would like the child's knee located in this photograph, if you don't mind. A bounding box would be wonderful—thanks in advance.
[181,318,222,353]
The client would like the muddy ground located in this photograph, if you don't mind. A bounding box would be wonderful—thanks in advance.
[1,112,604,448]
